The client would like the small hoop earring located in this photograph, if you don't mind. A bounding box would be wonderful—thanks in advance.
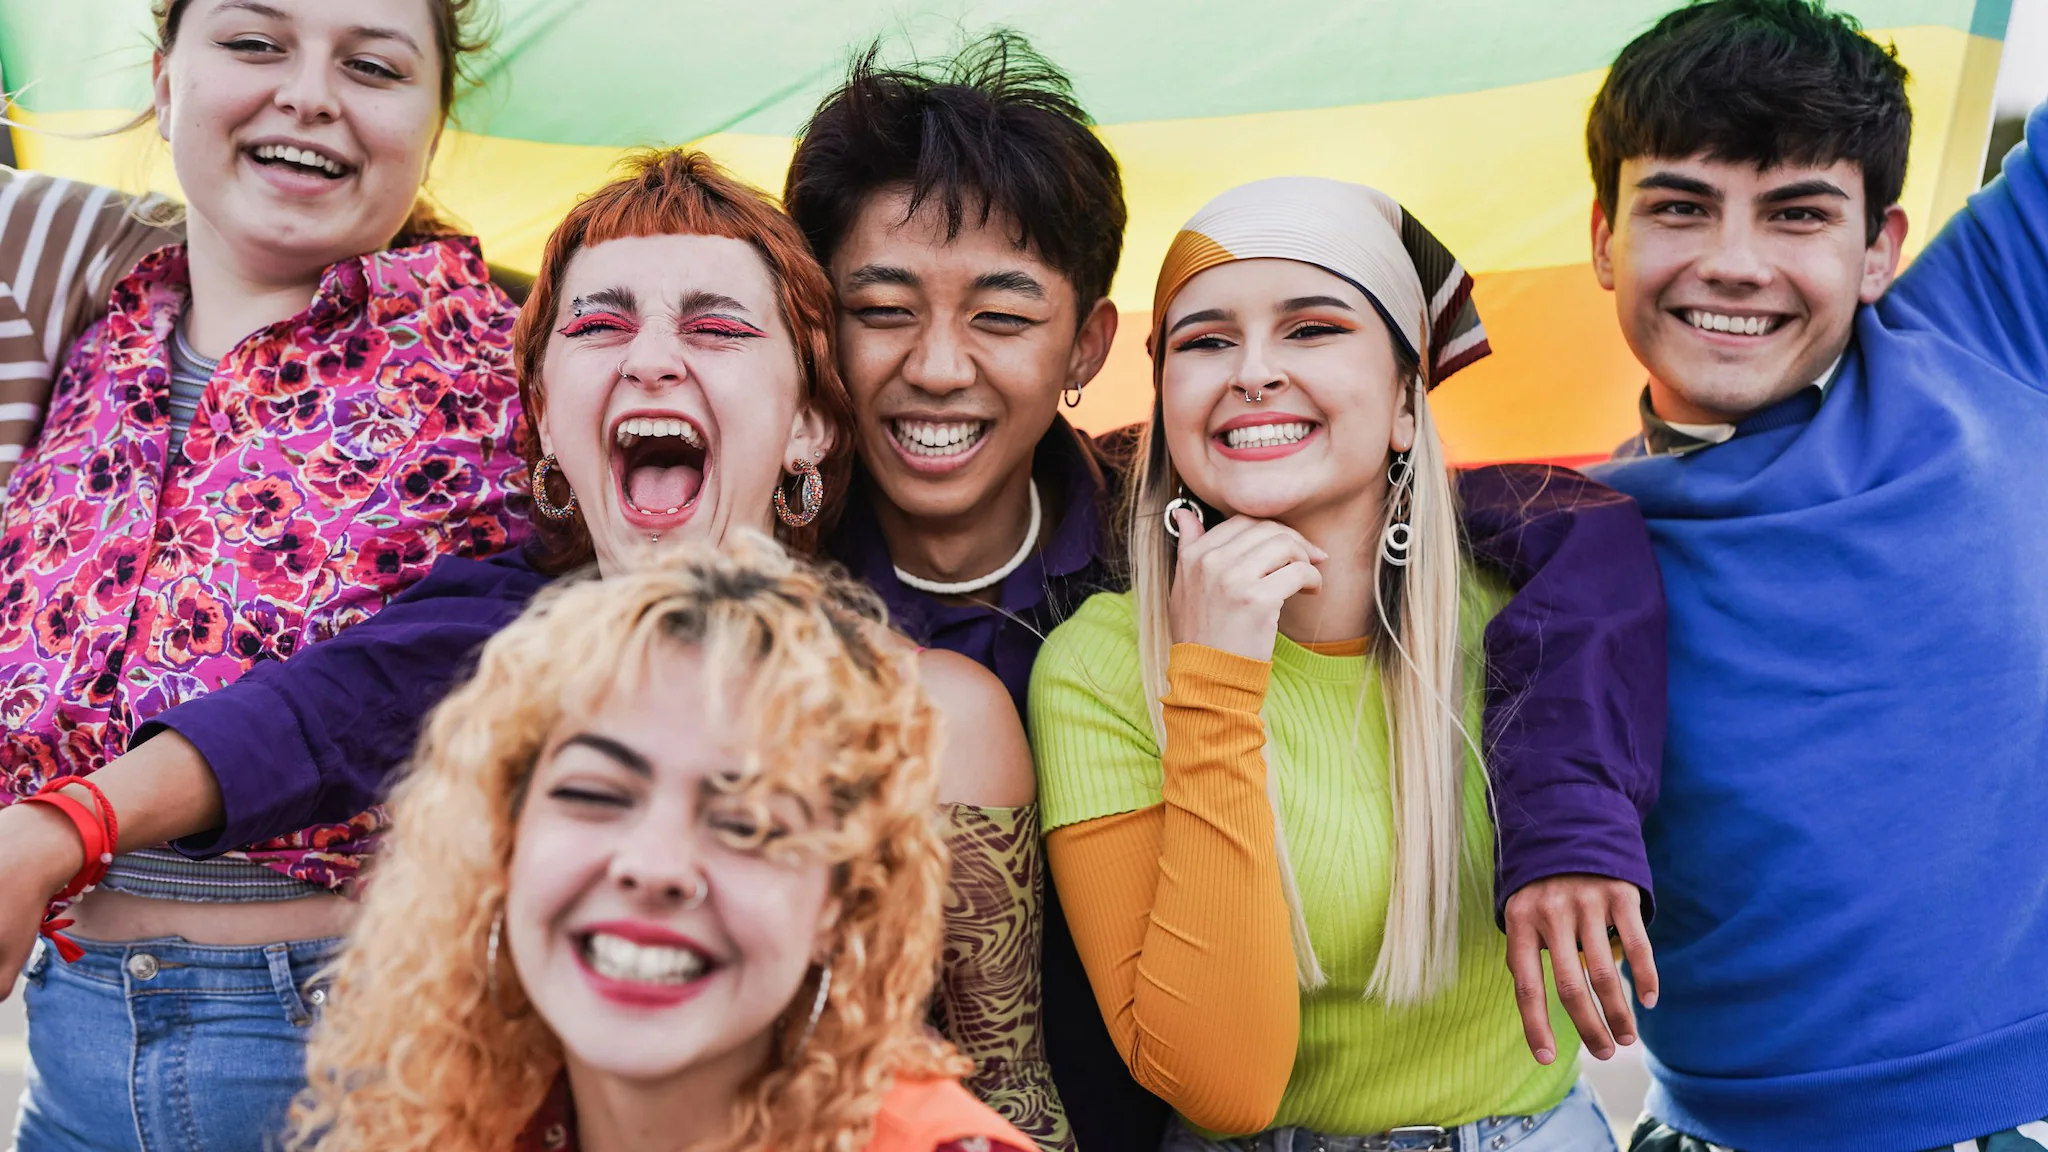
[486,908,529,1019]
[530,454,578,521]
[792,961,833,1058]
[1162,493,1204,540]
[1061,384,1084,409]
[774,458,824,528]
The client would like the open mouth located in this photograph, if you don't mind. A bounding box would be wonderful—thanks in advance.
[1679,309,1788,337]
[1220,420,1317,451]
[245,142,353,180]
[577,931,715,987]
[613,415,707,517]
[890,418,988,460]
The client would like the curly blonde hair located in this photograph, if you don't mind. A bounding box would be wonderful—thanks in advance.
[288,533,966,1152]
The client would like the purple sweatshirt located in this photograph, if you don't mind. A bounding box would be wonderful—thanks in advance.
[140,422,1664,1152]
[145,426,1665,917]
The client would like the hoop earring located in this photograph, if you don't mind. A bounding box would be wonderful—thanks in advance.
[1381,451,1414,568]
[773,458,824,528]
[1162,491,1205,540]
[530,455,578,521]
[1061,383,1084,409]
[792,961,833,1058]
[486,908,529,1019]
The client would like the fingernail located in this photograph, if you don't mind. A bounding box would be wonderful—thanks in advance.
[1643,992,1658,1008]
[1535,1048,1554,1065]
[1617,1033,1636,1046]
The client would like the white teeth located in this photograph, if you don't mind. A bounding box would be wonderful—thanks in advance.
[890,420,985,457]
[613,417,706,448]
[252,143,345,176]
[1222,421,1314,450]
[1686,310,1777,336]
[582,933,708,985]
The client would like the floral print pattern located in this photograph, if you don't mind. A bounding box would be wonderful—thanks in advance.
[0,238,525,891]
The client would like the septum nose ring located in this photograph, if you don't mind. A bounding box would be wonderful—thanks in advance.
[1242,387,1264,404]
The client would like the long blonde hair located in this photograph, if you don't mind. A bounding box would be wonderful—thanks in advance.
[1127,341,1474,1005]
[288,534,965,1152]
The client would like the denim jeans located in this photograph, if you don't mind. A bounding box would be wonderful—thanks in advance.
[10,934,341,1152]
[1162,1078,1619,1152]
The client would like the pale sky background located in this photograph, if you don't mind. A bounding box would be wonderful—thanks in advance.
[2000,0,2048,117]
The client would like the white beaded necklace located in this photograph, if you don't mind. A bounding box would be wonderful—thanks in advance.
[892,480,1042,596]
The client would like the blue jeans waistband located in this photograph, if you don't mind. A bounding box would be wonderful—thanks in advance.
[28,933,343,1006]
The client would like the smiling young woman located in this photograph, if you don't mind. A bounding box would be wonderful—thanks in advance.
[0,2,518,1149]
[1029,178,1658,1149]
[285,538,1032,1152]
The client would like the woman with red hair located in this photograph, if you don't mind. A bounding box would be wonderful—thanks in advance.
[0,147,1059,1146]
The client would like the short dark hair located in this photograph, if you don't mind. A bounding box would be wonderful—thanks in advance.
[1587,0,1911,243]
[783,31,1127,310]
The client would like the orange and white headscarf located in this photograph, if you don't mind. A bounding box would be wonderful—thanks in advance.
[1150,176,1490,386]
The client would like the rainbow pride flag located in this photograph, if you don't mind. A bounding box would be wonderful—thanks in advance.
[0,0,2012,462]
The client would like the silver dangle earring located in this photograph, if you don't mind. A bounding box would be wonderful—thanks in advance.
[792,960,833,1058]
[1380,452,1414,568]
[486,907,529,1019]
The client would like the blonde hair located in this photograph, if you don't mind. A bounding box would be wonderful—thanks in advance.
[1128,338,1474,1004]
[288,533,965,1152]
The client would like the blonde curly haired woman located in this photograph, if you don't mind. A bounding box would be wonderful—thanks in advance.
[286,535,1031,1152]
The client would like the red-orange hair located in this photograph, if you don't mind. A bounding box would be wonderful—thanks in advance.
[513,150,855,570]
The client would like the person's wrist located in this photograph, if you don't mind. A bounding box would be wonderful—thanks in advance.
[2,801,90,897]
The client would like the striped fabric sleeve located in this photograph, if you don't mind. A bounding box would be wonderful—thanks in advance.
[0,169,180,492]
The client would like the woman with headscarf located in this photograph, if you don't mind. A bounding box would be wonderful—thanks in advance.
[1028,178,1645,1150]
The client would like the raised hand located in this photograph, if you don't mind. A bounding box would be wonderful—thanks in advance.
[1167,509,1327,660]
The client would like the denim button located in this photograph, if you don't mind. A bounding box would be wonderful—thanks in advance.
[126,952,159,980]
[308,987,327,1006]
[1521,1118,1536,1131]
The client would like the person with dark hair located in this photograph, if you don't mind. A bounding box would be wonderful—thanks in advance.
[1562,2,2048,1149]
[786,31,1674,1152]
[782,36,1147,1148]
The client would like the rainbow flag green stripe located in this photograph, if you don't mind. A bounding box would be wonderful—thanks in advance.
[0,1,2013,463]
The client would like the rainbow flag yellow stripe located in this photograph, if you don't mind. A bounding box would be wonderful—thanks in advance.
[1,1,2012,462]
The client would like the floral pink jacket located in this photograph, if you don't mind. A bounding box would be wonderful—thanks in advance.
[0,237,526,890]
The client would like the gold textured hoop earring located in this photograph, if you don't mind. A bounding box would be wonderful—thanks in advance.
[530,454,579,521]
[773,458,824,528]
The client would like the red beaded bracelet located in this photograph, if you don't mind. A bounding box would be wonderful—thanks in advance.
[23,775,119,963]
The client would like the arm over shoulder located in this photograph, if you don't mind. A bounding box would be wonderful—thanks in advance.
[1458,464,1667,924]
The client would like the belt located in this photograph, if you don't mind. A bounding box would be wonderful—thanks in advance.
[1243,1126,1452,1152]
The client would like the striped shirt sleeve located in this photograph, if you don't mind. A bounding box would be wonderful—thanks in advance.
[0,168,180,489]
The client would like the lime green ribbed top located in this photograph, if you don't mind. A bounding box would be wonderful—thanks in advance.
[1027,576,1579,1134]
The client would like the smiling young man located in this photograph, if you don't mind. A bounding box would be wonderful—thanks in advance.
[783,33,1684,1152]
[782,37,1165,1152]
[1577,3,2048,1150]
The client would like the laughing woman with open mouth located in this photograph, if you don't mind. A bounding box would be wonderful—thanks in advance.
[0,1,523,1149]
